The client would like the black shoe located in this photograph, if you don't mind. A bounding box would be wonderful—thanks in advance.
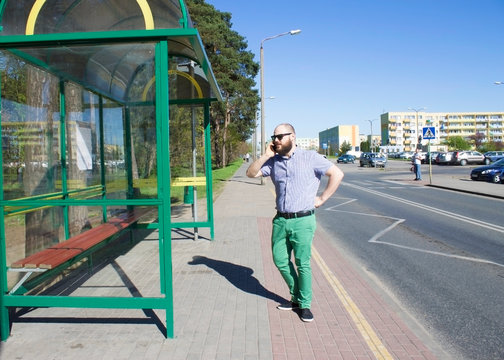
[277,301,299,311]
[300,308,314,322]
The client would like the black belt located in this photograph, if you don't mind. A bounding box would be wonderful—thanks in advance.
[276,209,315,219]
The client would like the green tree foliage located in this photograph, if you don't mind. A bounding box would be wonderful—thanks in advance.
[477,140,504,153]
[444,136,471,150]
[1,55,28,175]
[360,140,370,152]
[339,141,352,155]
[186,0,259,168]
[468,133,485,149]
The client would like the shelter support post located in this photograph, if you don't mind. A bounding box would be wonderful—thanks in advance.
[204,103,215,240]
[156,40,174,338]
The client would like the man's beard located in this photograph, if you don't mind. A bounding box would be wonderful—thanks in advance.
[276,139,293,156]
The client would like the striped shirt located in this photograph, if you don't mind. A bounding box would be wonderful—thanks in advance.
[261,148,333,213]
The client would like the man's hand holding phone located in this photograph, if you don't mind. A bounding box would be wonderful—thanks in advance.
[266,141,276,157]
[245,141,276,178]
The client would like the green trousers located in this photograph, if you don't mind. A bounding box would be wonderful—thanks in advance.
[271,214,316,309]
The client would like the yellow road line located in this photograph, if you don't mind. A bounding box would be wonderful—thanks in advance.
[312,247,394,360]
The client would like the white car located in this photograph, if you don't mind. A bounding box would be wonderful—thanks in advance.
[399,151,414,160]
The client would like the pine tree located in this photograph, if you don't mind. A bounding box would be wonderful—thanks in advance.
[186,0,259,167]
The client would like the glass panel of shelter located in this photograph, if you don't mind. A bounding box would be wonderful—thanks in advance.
[0,42,156,293]
[169,104,208,227]
[1,40,213,292]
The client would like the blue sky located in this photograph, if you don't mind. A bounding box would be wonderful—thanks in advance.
[206,0,504,140]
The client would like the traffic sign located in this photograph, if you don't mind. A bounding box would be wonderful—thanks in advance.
[422,126,436,140]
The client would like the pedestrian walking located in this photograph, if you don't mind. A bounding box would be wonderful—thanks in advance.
[246,123,344,322]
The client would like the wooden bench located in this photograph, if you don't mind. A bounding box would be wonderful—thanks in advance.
[8,208,150,294]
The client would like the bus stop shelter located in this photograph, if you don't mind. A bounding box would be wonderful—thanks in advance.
[0,0,221,340]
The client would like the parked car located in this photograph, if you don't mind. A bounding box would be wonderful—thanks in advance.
[496,169,504,184]
[399,151,414,160]
[470,158,504,183]
[452,151,486,166]
[436,152,453,165]
[359,152,387,167]
[483,151,504,163]
[337,154,355,163]
[422,151,440,164]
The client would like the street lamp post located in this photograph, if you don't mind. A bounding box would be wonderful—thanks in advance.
[260,29,301,184]
[252,111,258,162]
[254,96,275,162]
[408,107,425,149]
[367,119,377,152]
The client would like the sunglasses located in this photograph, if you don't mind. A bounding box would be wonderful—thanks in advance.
[271,133,292,141]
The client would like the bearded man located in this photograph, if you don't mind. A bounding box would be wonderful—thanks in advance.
[246,123,344,322]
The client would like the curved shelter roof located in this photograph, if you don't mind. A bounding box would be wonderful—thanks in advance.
[0,0,221,102]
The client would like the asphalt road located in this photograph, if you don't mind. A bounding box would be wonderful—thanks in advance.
[317,161,504,360]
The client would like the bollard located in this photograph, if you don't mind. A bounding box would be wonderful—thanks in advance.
[183,185,194,204]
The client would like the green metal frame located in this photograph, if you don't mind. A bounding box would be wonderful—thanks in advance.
[0,26,220,341]
[168,99,214,239]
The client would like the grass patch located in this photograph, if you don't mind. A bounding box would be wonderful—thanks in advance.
[211,158,244,198]
[3,160,244,206]
[168,158,243,204]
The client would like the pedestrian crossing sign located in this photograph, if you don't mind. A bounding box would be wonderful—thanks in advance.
[422,126,436,140]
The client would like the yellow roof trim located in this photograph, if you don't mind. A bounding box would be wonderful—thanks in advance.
[26,0,45,35]
[136,0,155,30]
[142,70,204,101]
[26,0,154,35]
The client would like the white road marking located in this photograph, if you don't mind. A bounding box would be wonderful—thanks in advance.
[343,182,504,233]
[326,188,504,268]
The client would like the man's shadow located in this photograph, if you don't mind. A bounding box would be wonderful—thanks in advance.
[188,256,285,303]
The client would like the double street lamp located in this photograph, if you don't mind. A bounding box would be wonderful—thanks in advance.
[408,107,426,149]
[260,29,301,183]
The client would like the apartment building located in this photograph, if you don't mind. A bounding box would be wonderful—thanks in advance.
[442,113,504,143]
[319,125,360,155]
[296,137,319,151]
[380,111,504,152]
[367,135,382,152]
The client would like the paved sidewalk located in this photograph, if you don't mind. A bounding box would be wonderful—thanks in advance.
[2,162,487,359]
